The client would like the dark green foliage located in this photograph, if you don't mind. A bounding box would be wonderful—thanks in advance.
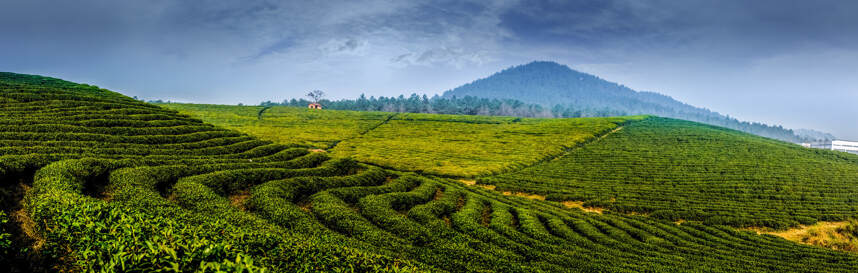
[263,94,556,118]
[487,117,858,229]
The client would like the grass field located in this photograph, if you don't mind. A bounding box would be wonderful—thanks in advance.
[4,73,858,272]
[482,117,858,229]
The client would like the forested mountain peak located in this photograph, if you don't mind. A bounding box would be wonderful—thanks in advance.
[443,61,637,105]
[492,61,590,78]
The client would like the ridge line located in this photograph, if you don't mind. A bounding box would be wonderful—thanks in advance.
[478,117,648,178]
[326,112,399,150]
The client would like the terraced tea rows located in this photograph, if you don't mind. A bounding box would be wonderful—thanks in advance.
[3,73,858,272]
[0,73,424,272]
[484,117,858,229]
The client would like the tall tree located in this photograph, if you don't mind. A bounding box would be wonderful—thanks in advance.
[306,90,324,103]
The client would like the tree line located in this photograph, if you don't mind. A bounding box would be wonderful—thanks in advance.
[260,93,828,143]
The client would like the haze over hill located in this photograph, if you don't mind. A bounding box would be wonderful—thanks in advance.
[443,61,832,143]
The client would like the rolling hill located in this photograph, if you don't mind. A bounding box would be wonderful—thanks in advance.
[170,102,858,230]
[164,103,641,177]
[3,72,858,272]
[0,72,426,272]
[443,61,828,143]
[482,117,858,229]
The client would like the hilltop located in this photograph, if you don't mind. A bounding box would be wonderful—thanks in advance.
[445,61,650,107]
[443,61,828,143]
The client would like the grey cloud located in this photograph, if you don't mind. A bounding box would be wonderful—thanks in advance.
[320,38,367,55]
[244,38,298,61]
[497,0,858,59]
[387,47,489,68]
[391,53,413,63]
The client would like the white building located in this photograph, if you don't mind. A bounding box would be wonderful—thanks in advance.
[806,140,858,155]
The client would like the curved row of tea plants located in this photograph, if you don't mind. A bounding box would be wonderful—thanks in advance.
[0,73,428,272]
[483,117,858,229]
[3,72,858,272]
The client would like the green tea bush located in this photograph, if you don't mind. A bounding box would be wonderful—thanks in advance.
[5,72,858,272]
[488,117,858,229]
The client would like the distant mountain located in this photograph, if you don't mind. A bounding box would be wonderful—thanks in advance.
[443,61,830,143]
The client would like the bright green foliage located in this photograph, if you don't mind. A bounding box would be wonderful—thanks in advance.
[4,72,858,272]
[331,113,641,177]
[29,193,267,272]
[166,103,641,177]
[484,117,858,229]
[162,103,393,148]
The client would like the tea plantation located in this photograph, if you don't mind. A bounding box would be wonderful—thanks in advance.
[166,103,642,177]
[329,113,641,177]
[483,117,858,229]
[3,72,858,272]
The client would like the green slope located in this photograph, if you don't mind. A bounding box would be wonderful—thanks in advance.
[162,103,395,148]
[329,113,641,177]
[0,73,427,272]
[483,117,858,229]
[3,73,858,272]
[165,103,642,177]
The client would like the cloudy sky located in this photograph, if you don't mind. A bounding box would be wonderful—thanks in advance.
[1,0,856,139]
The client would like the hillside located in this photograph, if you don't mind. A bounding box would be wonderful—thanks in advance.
[0,72,428,272]
[162,103,394,148]
[4,72,858,272]
[172,103,858,230]
[443,61,825,143]
[482,117,858,229]
[327,113,640,176]
[164,103,641,177]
